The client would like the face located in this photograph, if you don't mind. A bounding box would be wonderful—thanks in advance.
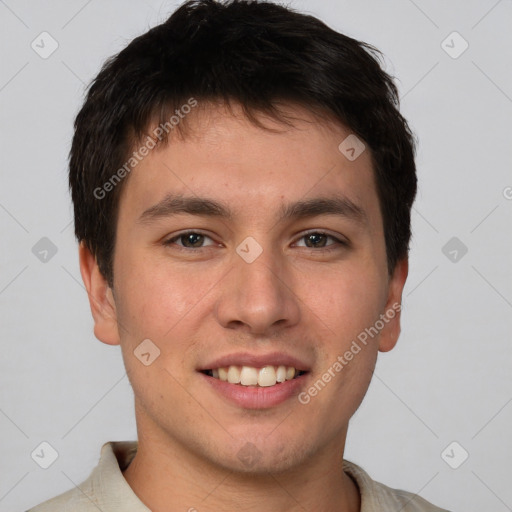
[81,103,407,474]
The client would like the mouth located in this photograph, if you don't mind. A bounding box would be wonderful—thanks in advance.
[200,365,308,388]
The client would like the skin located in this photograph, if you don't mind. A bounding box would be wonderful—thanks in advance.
[80,102,408,512]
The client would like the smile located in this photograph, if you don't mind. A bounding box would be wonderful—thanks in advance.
[202,365,307,387]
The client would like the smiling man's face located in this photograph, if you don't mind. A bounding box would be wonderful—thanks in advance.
[82,102,407,475]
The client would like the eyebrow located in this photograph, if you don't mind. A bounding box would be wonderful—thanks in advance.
[138,194,367,225]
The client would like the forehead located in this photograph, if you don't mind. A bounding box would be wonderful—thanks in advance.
[118,102,381,227]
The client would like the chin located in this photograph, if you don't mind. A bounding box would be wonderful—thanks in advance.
[204,436,310,475]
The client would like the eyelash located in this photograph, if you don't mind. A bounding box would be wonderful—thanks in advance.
[162,230,348,252]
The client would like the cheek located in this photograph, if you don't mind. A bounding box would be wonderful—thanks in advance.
[112,261,204,403]
[114,247,214,337]
[307,265,386,342]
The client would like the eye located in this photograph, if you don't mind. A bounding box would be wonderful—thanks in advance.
[163,231,216,249]
[294,231,346,249]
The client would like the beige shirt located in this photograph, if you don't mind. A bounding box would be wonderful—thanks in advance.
[27,441,450,511]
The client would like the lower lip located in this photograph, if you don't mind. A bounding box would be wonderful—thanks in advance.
[199,372,309,409]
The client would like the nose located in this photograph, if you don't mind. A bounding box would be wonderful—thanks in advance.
[214,245,301,336]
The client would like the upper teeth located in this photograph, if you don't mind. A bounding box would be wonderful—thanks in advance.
[211,365,299,387]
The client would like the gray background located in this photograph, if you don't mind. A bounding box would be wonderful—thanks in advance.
[1,0,511,511]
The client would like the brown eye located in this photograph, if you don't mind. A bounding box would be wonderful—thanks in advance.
[180,233,205,247]
[304,233,329,248]
[163,231,215,249]
[295,231,344,249]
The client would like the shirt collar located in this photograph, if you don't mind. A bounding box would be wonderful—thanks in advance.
[91,441,149,511]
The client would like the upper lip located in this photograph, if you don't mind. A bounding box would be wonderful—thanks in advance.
[198,351,311,372]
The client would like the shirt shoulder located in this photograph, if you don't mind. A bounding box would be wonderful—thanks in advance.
[343,460,452,512]
[26,483,97,512]
[27,441,147,512]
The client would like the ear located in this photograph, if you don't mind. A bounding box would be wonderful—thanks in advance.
[378,258,408,353]
[79,242,120,346]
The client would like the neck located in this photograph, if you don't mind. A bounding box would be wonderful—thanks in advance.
[122,426,360,512]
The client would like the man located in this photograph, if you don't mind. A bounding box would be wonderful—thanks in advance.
[28,0,451,510]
